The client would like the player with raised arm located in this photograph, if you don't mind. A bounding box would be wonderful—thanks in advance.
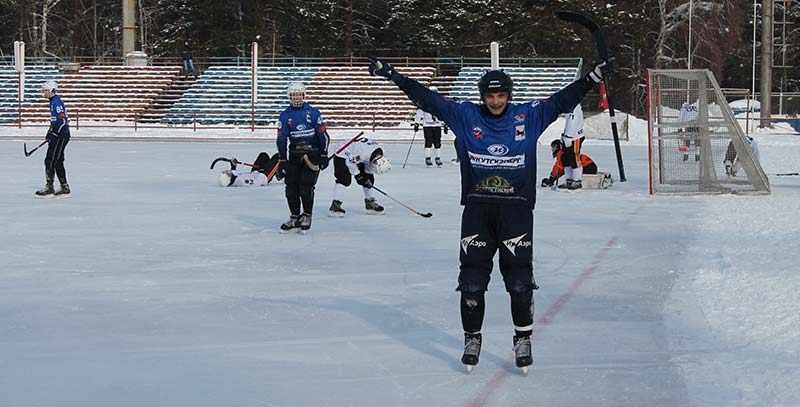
[329,137,391,217]
[35,80,71,198]
[276,82,330,233]
[368,56,613,373]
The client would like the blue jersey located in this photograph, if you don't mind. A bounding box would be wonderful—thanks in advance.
[48,95,69,136]
[395,75,592,208]
[276,102,329,160]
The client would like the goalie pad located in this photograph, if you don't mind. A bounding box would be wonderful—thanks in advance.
[581,172,613,189]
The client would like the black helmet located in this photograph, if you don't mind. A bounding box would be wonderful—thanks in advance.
[551,139,562,158]
[478,70,513,101]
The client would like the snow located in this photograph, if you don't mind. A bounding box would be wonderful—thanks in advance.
[1,118,799,407]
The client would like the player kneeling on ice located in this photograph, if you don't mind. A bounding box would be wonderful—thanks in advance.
[330,138,391,217]
[541,140,611,189]
[213,152,282,187]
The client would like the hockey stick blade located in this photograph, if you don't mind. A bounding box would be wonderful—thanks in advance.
[210,157,231,169]
[555,11,606,59]
[371,186,432,218]
[24,140,48,157]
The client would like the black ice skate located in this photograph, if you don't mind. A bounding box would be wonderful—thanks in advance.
[425,157,433,167]
[35,183,55,198]
[513,335,533,374]
[54,183,71,198]
[567,179,582,190]
[279,215,300,233]
[329,200,346,217]
[365,198,384,215]
[461,332,482,373]
[435,157,443,167]
[299,213,312,232]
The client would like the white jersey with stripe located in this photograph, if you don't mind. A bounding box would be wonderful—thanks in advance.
[415,109,444,127]
[561,104,584,147]
[334,138,382,175]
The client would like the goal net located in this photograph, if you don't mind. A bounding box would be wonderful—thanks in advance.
[647,69,770,194]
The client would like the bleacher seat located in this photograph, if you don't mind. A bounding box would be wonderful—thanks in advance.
[448,66,580,103]
[0,65,63,124]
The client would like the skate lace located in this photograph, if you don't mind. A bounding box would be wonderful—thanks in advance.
[513,336,531,356]
[464,336,481,356]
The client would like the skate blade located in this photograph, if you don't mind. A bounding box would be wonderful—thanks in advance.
[466,365,475,374]
[365,210,385,216]
[54,194,71,199]
[328,211,345,218]
[34,194,55,199]
[279,228,300,234]
[520,366,529,375]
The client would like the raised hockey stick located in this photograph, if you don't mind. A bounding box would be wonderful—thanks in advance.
[555,10,627,182]
[24,140,48,157]
[371,185,432,218]
[402,127,418,169]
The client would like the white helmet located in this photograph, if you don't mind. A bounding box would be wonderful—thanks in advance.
[373,156,391,174]
[218,171,234,187]
[41,80,58,98]
[287,81,306,108]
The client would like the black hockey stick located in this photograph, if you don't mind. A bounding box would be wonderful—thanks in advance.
[210,157,236,170]
[371,186,432,218]
[769,172,800,177]
[402,126,418,169]
[555,10,627,182]
[24,140,48,157]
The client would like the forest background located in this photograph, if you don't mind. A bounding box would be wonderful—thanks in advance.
[1,0,798,117]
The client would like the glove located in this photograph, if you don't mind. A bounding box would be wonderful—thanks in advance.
[46,130,58,139]
[444,126,449,134]
[541,177,556,188]
[367,56,398,80]
[318,154,329,171]
[355,172,374,188]
[413,124,419,132]
[277,160,288,178]
[587,58,615,83]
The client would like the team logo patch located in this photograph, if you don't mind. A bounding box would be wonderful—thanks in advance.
[515,125,525,141]
[530,101,540,108]
[475,176,514,194]
[503,233,532,255]
[514,113,525,122]
[487,144,509,156]
[461,234,487,254]
[472,127,484,139]
[297,124,307,131]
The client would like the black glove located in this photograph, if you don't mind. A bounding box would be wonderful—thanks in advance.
[443,125,449,134]
[318,154,329,171]
[587,58,615,83]
[46,130,58,139]
[277,160,288,178]
[355,172,374,188]
[541,177,556,187]
[367,56,398,81]
[413,124,419,132]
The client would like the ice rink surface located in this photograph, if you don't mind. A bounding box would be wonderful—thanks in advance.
[1,133,798,407]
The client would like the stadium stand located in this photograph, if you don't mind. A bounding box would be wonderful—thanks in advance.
[6,65,181,124]
[0,65,62,124]
[163,66,435,127]
[449,66,580,103]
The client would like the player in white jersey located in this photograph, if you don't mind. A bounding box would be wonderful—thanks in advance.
[329,137,391,216]
[414,87,449,167]
[678,101,700,162]
[559,104,586,190]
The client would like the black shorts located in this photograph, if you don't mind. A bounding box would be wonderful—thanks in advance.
[456,203,537,294]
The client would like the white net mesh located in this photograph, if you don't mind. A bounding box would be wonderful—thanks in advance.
[647,69,770,195]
